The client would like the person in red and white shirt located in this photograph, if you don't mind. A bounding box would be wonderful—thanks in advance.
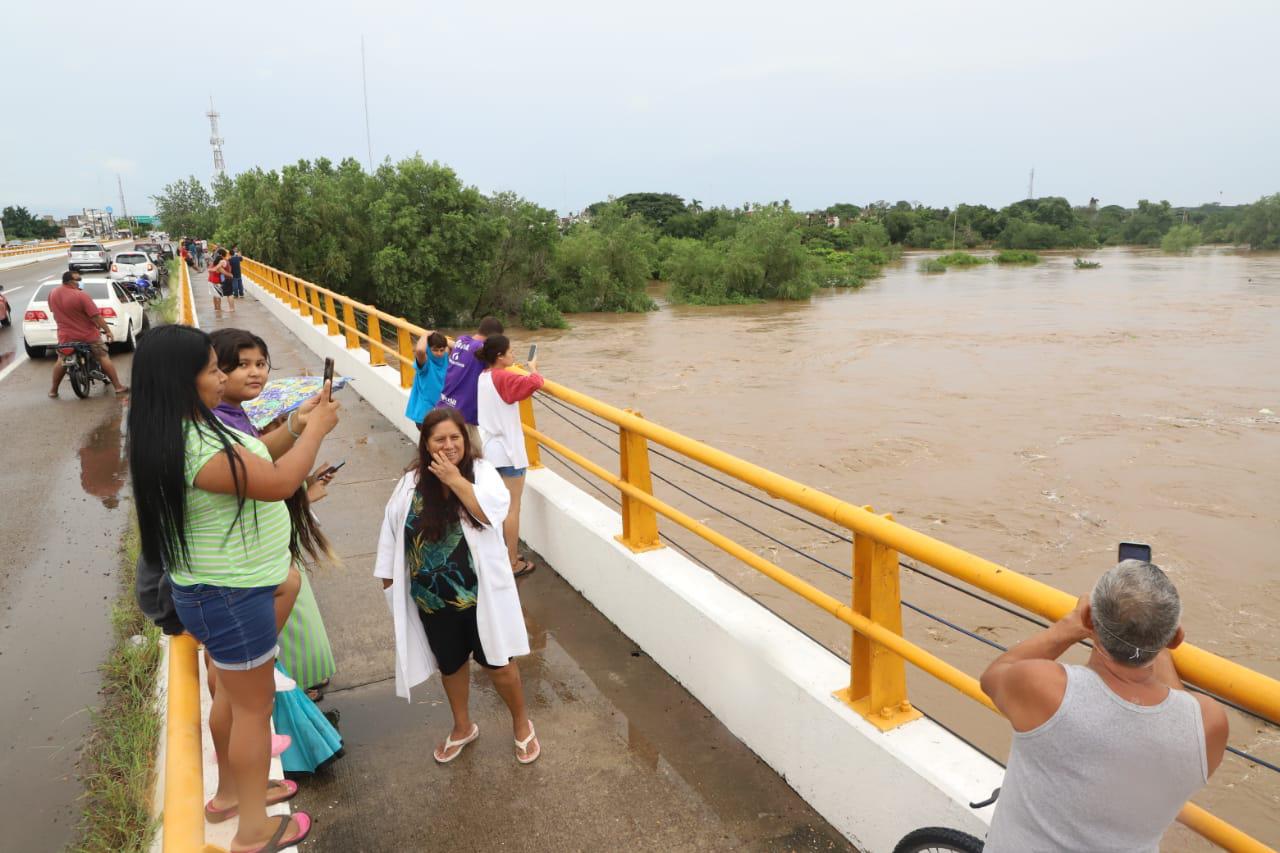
[475,335,543,578]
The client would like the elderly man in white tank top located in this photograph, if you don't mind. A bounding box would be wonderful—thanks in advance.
[979,560,1228,852]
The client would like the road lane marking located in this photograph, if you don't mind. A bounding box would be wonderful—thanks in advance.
[6,285,26,294]
[0,350,28,386]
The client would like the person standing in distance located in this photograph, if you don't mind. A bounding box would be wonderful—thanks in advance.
[979,560,1228,852]
[47,270,129,398]
[436,316,503,449]
[228,246,245,300]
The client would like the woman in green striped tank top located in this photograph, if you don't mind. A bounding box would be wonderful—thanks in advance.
[128,325,341,853]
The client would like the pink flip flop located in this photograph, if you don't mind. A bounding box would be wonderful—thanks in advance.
[271,733,291,757]
[205,779,298,823]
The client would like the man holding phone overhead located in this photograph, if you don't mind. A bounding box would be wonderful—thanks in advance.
[436,316,504,449]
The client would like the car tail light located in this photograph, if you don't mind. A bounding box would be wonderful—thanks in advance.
[25,310,48,321]
[100,307,117,318]
[147,263,154,271]
[111,263,118,271]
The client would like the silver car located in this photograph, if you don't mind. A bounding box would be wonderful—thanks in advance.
[68,242,111,271]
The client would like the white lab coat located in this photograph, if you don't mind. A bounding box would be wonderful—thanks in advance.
[373,460,530,700]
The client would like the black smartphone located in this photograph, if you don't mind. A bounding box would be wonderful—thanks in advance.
[1118,542,1152,563]
[527,343,537,362]
[319,460,346,478]
[322,357,334,399]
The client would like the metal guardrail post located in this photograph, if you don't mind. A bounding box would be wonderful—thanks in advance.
[324,293,340,337]
[366,310,385,366]
[836,508,921,731]
[396,326,415,388]
[519,398,542,469]
[163,635,227,853]
[615,410,663,552]
[341,302,359,349]
[306,285,323,326]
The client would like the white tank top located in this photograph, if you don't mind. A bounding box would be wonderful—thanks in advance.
[984,664,1207,853]
[476,371,526,470]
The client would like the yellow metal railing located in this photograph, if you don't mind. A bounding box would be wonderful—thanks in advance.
[231,257,1277,852]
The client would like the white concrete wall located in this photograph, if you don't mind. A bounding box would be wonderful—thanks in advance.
[241,273,1004,852]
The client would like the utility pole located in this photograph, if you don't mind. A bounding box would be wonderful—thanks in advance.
[361,36,374,172]
[207,97,226,180]
[117,174,130,232]
[1027,168,1035,200]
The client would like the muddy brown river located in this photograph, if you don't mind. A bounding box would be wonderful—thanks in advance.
[522,247,1280,848]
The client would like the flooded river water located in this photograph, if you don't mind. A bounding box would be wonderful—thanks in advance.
[524,247,1280,848]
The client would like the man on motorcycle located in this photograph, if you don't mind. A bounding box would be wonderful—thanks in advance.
[48,270,129,398]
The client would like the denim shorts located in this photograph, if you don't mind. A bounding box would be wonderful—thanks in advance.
[495,465,527,479]
[170,581,279,670]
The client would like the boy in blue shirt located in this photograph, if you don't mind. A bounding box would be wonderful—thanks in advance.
[406,331,450,426]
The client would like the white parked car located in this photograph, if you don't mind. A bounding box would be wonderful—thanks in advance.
[68,242,111,271]
[22,278,148,359]
[110,251,158,281]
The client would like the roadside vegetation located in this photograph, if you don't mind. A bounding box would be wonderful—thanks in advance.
[71,524,162,853]
[150,163,1280,320]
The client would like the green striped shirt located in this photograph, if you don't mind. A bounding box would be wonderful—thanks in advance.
[172,420,293,588]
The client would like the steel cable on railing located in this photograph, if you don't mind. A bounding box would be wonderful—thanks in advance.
[531,392,1280,775]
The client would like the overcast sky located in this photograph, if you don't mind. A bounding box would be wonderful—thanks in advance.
[3,0,1277,218]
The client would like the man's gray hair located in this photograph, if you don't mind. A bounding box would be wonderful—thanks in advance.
[1090,560,1182,667]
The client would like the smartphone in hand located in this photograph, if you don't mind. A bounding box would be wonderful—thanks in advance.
[322,357,334,400]
[527,344,537,363]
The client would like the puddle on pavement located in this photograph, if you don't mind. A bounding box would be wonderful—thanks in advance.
[78,406,127,507]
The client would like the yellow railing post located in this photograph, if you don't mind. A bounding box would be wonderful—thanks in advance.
[164,635,227,853]
[306,285,323,325]
[324,293,340,336]
[367,310,385,366]
[341,302,359,349]
[615,410,662,552]
[836,508,921,730]
[396,326,415,388]
[519,398,543,469]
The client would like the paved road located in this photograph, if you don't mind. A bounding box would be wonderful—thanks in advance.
[0,245,145,851]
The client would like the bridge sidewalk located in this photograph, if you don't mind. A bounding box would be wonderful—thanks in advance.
[199,293,853,851]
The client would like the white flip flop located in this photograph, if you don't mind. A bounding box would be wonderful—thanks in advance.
[434,723,480,764]
[515,721,540,765]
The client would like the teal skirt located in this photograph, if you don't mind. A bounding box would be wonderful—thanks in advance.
[273,663,344,774]
[277,570,336,690]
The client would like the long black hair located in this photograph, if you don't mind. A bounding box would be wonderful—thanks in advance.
[128,324,247,569]
[474,334,510,367]
[410,407,482,541]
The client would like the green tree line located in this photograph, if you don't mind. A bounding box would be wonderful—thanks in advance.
[2,205,61,240]
[150,159,1280,324]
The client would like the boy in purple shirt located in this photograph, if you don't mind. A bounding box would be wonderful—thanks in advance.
[436,316,503,446]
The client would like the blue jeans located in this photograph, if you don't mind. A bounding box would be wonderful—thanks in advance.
[495,465,527,478]
[230,275,244,297]
[169,581,278,670]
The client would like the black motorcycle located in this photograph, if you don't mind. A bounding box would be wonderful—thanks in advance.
[55,340,110,399]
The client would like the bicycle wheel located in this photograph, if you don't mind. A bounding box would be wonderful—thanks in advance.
[69,358,91,399]
[893,827,984,853]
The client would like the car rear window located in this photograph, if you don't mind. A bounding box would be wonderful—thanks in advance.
[116,254,148,264]
[72,244,103,252]
[32,282,110,302]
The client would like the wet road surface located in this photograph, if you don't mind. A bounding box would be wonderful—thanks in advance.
[0,337,133,850]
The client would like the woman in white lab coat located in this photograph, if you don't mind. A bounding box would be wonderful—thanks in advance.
[374,407,539,764]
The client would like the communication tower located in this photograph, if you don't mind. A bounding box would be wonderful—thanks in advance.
[1027,168,1035,200]
[207,97,226,179]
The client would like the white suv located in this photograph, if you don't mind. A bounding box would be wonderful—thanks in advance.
[68,242,111,272]
[110,251,158,281]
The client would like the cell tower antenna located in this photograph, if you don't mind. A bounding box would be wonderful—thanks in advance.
[1027,167,1035,200]
[207,97,226,179]
[361,36,374,172]
[117,174,130,223]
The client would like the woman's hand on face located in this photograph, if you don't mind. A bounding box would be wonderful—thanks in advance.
[428,450,462,487]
